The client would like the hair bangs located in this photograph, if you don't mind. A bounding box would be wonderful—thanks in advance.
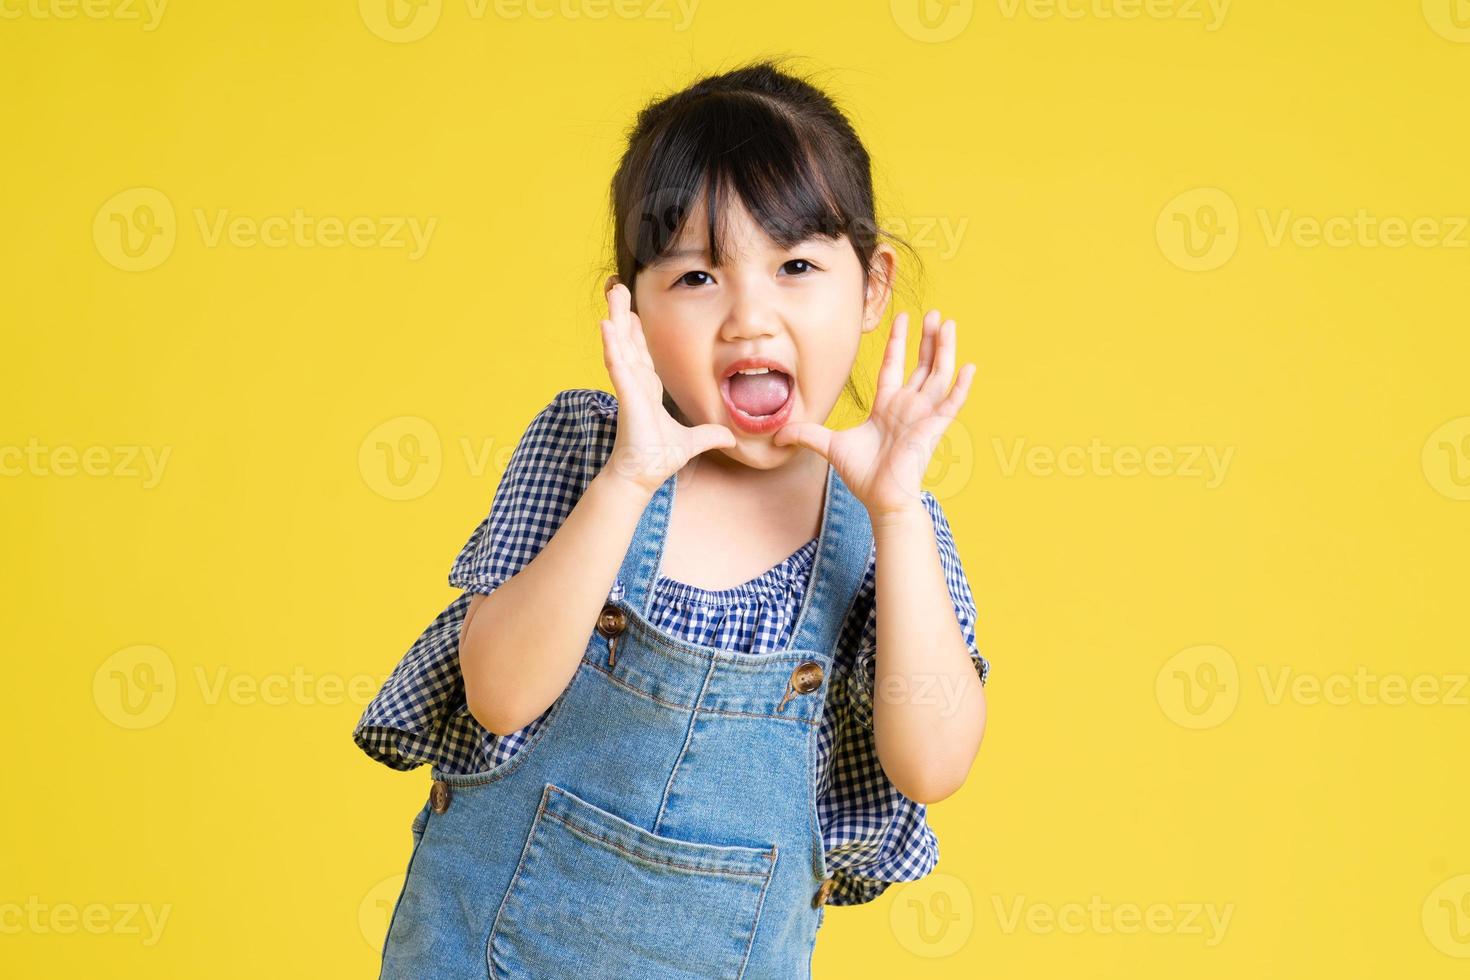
[628,93,850,274]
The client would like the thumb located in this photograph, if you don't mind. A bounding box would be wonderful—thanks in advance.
[773,421,833,459]
[691,423,738,455]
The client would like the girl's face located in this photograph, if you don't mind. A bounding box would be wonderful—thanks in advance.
[627,194,895,471]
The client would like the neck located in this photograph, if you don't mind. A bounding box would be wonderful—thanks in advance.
[678,443,828,501]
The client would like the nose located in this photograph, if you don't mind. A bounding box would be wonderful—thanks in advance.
[719,284,780,342]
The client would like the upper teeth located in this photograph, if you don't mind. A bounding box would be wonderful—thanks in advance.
[736,367,771,375]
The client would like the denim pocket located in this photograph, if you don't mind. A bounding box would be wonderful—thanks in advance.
[487,782,776,979]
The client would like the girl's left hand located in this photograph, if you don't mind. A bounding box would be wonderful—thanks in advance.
[773,309,975,520]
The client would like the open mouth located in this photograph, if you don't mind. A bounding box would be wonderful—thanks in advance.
[719,359,796,435]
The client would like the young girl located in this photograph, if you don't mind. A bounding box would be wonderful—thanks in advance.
[354,59,990,979]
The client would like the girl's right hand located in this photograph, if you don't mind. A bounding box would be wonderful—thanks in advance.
[598,281,736,495]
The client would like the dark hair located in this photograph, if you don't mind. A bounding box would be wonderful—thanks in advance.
[606,58,920,417]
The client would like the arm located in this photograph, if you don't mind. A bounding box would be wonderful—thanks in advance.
[868,501,987,804]
[458,467,651,736]
[458,281,734,736]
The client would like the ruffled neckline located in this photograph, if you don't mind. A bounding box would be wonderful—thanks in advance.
[653,537,818,605]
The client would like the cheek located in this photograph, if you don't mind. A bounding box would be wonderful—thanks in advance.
[641,329,709,397]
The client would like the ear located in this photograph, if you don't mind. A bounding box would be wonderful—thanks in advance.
[861,244,897,334]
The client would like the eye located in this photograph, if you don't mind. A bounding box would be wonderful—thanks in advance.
[676,270,713,288]
[781,258,818,276]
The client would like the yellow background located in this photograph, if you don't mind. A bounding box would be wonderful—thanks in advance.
[4,0,1468,976]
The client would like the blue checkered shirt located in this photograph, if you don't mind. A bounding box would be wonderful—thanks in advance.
[353,388,990,906]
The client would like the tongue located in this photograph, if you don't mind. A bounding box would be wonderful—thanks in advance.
[728,372,791,416]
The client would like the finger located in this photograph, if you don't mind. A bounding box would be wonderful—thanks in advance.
[626,305,652,361]
[600,319,631,394]
[937,361,976,417]
[920,318,957,401]
[772,421,834,460]
[875,311,908,395]
[607,282,631,336]
[691,423,738,455]
[905,309,941,390]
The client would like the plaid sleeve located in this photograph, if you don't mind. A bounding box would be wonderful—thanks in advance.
[448,388,612,594]
[843,490,988,730]
[352,389,612,772]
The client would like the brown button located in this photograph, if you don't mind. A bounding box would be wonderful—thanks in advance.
[596,603,627,638]
[429,780,452,814]
[812,877,836,908]
[790,660,824,695]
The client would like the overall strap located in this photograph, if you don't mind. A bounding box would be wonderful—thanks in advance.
[786,465,872,658]
[614,471,676,619]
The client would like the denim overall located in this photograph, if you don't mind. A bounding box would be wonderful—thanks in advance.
[379,462,873,980]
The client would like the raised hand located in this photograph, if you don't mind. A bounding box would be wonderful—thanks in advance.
[773,309,975,519]
[599,282,737,494]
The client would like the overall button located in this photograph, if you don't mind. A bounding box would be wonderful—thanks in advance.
[778,660,825,711]
[595,604,627,637]
[812,876,836,908]
[791,660,824,694]
[429,779,452,814]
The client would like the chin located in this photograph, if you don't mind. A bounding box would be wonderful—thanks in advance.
[714,434,801,469]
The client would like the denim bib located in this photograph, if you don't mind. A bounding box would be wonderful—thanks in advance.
[380,461,873,979]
